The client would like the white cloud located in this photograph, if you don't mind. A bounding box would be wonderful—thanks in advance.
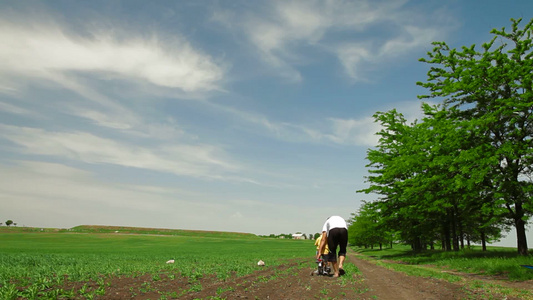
[0,20,224,93]
[322,99,435,146]
[0,17,230,155]
[202,96,382,146]
[74,110,133,130]
[236,99,431,146]
[327,117,381,146]
[336,44,372,81]
[0,124,239,179]
[0,101,37,116]
[215,0,444,82]
[37,72,191,141]
[380,25,439,55]
[336,25,440,80]
[0,17,248,183]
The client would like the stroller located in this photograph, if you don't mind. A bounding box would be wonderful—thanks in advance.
[311,254,331,276]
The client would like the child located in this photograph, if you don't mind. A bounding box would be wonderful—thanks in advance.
[313,235,331,276]
[315,234,329,256]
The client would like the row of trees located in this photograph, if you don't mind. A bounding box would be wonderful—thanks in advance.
[262,233,320,239]
[354,18,533,255]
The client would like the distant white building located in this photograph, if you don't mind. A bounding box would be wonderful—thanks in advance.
[292,233,306,240]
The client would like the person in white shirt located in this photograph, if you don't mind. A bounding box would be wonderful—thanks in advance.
[316,216,348,277]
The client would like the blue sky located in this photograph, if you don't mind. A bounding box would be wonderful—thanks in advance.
[1,0,532,245]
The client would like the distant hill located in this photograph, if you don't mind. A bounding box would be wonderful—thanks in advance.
[69,225,259,239]
[0,225,259,239]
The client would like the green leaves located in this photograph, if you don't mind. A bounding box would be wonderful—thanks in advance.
[360,18,533,255]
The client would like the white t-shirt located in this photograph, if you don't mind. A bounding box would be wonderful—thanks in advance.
[322,216,347,235]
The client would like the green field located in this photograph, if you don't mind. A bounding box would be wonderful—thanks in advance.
[3,227,533,299]
[0,227,314,299]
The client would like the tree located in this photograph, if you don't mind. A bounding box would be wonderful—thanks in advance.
[358,109,431,250]
[5,220,13,227]
[349,201,389,249]
[417,18,533,255]
[359,104,509,252]
[414,104,505,251]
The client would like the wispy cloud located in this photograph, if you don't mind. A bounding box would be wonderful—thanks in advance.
[214,0,447,82]
[322,100,433,146]
[0,16,228,139]
[0,124,239,179]
[0,20,224,93]
[0,101,37,116]
[207,97,430,147]
[205,99,379,146]
[0,15,239,181]
[336,25,440,81]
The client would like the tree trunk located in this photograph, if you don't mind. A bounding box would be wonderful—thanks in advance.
[443,214,451,251]
[444,226,452,251]
[458,218,464,249]
[508,193,528,255]
[480,230,487,251]
[452,206,459,251]
[455,200,464,250]
[413,236,423,252]
[515,204,528,255]
[447,209,458,251]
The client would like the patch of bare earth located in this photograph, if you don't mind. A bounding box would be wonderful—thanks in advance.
[348,253,475,299]
[60,259,368,299]
[347,250,533,300]
[58,253,532,299]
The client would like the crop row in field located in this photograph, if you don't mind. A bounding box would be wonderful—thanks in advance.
[0,230,315,299]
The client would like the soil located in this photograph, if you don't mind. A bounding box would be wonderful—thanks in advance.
[61,249,533,300]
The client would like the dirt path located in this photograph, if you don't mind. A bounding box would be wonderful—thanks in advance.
[346,250,531,300]
[346,252,472,299]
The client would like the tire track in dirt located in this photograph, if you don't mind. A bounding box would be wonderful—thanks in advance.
[347,250,477,299]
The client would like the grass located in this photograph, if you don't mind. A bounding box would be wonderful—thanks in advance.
[354,244,533,281]
[0,228,315,299]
